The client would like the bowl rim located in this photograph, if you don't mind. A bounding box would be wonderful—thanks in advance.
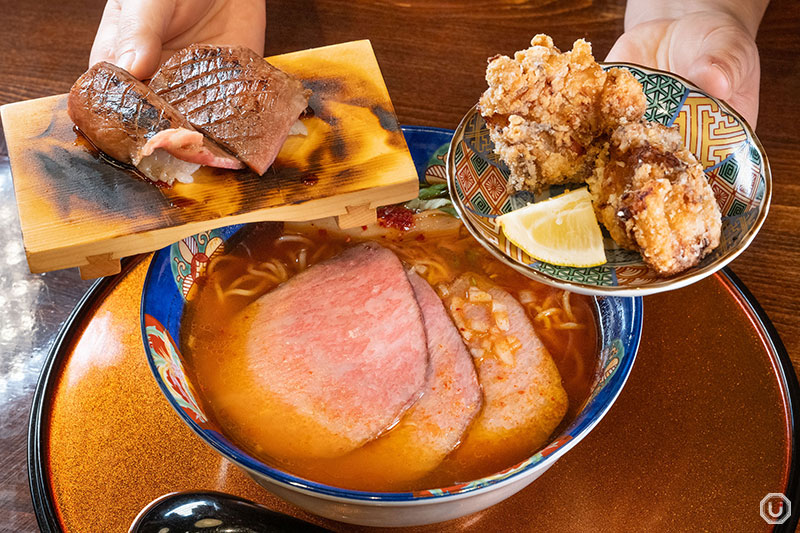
[27,256,799,531]
[140,224,643,504]
[447,62,772,297]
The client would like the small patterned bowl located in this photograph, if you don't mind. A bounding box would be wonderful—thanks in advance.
[448,63,771,296]
[140,126,644,527]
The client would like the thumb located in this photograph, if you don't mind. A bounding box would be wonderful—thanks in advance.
[683,25,760,126]
[111,0,177,79]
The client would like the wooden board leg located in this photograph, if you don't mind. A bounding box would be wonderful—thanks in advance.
[79,253,121,280]
[337,204,377,229]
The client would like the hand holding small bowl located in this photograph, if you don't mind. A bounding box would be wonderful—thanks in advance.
[448,62,770,297]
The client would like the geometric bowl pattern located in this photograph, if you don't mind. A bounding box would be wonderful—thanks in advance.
[141,125,643,503]
[448,63,772,296]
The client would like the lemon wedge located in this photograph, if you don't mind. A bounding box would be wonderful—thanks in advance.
[497,187,607,267]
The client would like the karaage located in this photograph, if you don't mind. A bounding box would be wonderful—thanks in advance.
[588,122,722,276]
[479,34,646,192]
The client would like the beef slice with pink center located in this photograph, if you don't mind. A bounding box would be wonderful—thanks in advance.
[234,242,429,459]
[320,271,482,488]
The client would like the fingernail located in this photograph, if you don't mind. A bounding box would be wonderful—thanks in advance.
[117,51,136,72]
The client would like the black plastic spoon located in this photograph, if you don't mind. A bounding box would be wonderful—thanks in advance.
[128,490,332,533]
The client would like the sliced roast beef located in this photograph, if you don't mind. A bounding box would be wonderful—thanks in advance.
[236,242,429,459]
[150,44,311,175]
[441,274,568,474]
[68,62,242,184]
[325,272,482,488]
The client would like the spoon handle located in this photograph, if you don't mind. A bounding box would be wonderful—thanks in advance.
[129,491,332,533]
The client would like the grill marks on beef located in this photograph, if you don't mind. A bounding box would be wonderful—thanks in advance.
[68,45,310,183]
[158,69,265,117]
[68,62,191,165]
[68,62,243,183]
[150,45,311,175]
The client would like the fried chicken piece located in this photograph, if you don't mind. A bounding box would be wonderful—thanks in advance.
[479,34,646,191]
[588,122,722,276]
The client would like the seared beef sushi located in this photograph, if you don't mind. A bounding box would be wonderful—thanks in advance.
[68,62,243,185]
[150,45,311,175]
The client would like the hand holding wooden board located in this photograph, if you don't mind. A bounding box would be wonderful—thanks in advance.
[0,40,418,279]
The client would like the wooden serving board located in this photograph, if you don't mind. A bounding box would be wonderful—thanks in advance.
[0,40,419,279]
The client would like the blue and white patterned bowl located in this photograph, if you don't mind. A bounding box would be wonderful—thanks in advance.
[140,126,643,527]
[448,63,771,296]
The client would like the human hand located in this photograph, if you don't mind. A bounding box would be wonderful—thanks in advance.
[607,4,765,127]
[89,0,266,80]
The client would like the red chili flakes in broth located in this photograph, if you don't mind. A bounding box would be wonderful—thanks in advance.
[377,205,415,230]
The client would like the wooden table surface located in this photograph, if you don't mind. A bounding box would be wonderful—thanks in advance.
[0,1,798,530]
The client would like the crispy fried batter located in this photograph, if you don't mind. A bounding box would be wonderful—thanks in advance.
[479,35,723,276]
[588,122,722,276]
[479,34,646,191]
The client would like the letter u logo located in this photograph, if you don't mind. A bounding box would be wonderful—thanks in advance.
[768,501,784,518]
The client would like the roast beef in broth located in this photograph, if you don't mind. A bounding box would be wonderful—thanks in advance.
[181,213,598,491]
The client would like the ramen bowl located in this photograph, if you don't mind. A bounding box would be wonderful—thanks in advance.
[140,127,643,527]
[448,64,771,297]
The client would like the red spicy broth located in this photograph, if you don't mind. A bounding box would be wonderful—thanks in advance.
[180,215,598,491]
